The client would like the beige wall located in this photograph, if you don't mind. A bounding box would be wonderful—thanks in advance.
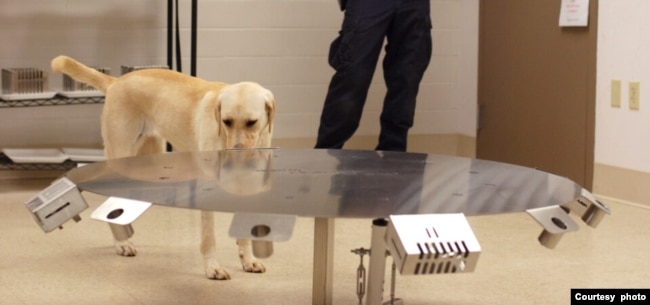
[3,1,648,207]
[595,0,650,205]
[0,0,479,148]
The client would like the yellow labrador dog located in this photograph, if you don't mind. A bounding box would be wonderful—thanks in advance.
[51,55,275,280]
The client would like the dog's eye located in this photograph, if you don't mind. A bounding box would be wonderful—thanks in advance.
[246,120,257,127]
[223,119,233,127]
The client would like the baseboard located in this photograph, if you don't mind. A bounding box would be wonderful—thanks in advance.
[408,134,476,158]
[593,163,650,208]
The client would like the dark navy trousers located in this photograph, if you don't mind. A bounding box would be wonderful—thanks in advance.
[315,0,432,152]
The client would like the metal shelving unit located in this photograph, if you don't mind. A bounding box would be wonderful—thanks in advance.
[0,95,103,170]
[0,95,104,108]
[0,152,78,171]
[2,0,187,171]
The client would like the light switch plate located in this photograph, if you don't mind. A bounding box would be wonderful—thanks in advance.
[629,81,640,110]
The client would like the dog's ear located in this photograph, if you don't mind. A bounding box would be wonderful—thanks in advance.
[264,90,276,134]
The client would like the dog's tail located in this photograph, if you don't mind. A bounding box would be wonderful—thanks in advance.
[51,55,116,92]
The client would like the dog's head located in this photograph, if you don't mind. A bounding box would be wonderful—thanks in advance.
[216,82,275,149]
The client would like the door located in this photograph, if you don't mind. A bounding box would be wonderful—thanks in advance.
[477,0,597,189]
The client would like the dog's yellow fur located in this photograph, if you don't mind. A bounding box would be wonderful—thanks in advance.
[51,55,275,280]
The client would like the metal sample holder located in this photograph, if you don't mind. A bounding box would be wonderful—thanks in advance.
[25,177,87,233]
[27,148,610,305]
[353,213,481,305]
[386,213,481,275]
[91,197,152,242]
[2,68,48,94]
[229,213,297,258]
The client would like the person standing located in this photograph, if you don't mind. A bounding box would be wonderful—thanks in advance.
[315,0,432,152]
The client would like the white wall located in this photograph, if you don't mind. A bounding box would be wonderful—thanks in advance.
[596,0,650,173]
[0,0,478,148]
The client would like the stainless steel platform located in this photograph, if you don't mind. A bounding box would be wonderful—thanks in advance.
[66,148,585,217]
[62,148,609,305]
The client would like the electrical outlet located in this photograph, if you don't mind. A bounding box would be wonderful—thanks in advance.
[611,80,621,108]
[629,81,640,110]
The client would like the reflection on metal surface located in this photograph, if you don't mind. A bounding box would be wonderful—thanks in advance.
[386,214,481,275]
[24,177,88,232]
[65,149,590,218]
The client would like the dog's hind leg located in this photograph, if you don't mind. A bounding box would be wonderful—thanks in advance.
[101,107,143,160]
[109,135,166,256]
[102,132,139,256]
[237,239,266,273]
[101,113,159,257]
[104,137,149,257]
[201,211,231,280]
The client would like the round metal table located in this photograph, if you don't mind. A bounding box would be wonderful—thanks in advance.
[66,148,590,217]
[65,148,609,305]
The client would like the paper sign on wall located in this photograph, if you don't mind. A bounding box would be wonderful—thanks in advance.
[559,0,589,27]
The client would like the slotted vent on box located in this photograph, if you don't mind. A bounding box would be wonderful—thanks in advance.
[63,67,110,91]
[2,68,48,94]
[412,240,473,274]
[386,214,481,275]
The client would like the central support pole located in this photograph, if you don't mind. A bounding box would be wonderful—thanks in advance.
[367,218,388,305]
[313,217,334,305]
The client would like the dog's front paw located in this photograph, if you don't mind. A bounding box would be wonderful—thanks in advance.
[205,266,232,280]
[114,240,137,257]
[204,260,232,280]
[241,258,266,273]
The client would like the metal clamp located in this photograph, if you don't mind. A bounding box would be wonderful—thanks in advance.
[351,247,369,305]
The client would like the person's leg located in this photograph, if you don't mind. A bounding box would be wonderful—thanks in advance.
[315,4,395,149]
[376,0,432,152]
